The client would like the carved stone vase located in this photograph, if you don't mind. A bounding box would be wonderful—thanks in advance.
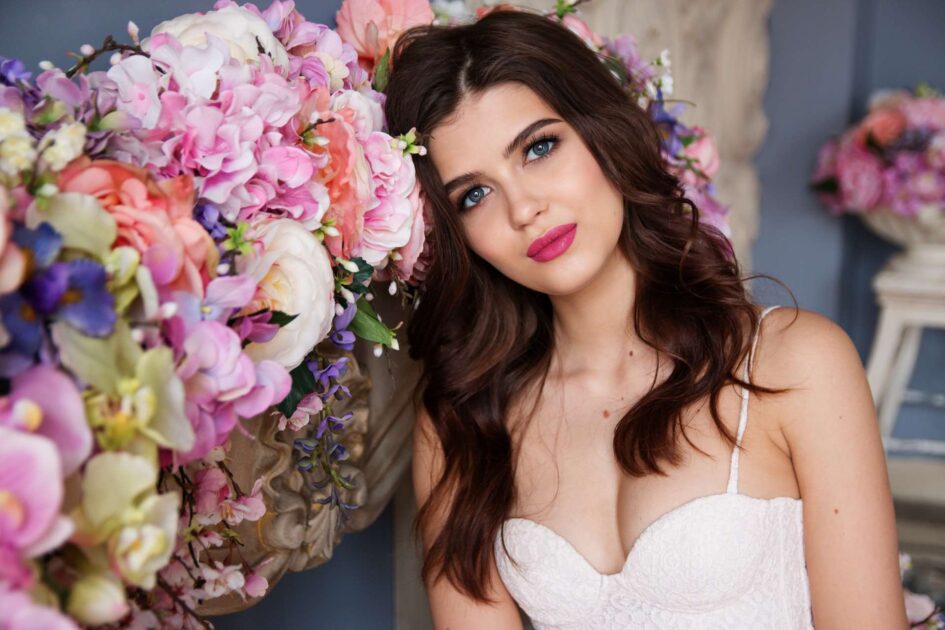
[196,291,422,616]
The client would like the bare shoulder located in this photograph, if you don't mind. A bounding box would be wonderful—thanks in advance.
[412,404,525,630]
[750,307,907,627]
[749,306,866,435]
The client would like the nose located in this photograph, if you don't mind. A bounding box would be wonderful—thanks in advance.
[505,180,547,229]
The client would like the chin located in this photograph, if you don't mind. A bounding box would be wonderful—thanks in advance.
[524,257,606,297]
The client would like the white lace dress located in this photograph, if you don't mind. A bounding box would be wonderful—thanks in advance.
[494,305,814,629]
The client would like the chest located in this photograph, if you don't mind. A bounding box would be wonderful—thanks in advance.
[507,376,799,575]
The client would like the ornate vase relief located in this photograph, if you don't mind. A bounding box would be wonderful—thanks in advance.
[198,289,422,616]
[203,0,773,622]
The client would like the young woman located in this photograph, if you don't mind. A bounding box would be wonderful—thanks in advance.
[383,9,907,629]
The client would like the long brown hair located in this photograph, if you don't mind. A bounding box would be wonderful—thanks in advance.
[384,8,796,602]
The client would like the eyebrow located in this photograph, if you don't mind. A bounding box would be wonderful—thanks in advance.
[442,117,562,196]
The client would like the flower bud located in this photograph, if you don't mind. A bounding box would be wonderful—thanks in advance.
[67,571,130,626]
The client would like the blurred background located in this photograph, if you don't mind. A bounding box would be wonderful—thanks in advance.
[2,0,943,627]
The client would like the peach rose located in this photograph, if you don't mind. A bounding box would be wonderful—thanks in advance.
[57,158,217,297]
[335,0,434,71]
[857,109,906,147]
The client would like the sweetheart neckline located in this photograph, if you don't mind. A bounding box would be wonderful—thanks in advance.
[501,492,803,579]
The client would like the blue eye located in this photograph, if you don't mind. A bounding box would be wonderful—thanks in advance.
[526,136,556,160]
[460,185,490,210]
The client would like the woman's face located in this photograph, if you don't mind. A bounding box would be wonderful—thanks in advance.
[427,83,626,296]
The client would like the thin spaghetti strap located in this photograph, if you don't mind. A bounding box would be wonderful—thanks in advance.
[726,304,780,494]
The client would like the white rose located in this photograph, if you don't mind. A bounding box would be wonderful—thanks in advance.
[240,219,335,370]
[147,5,289,68]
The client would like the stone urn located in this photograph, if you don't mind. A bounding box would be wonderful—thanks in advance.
[859,205,945,279]
[195,290,422,616]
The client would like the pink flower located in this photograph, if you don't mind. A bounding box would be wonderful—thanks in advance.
[278,391,323,432]
[835,139,884,212]
[57,158,215,298]
[359,131,416,265]
[335,0,434,72]
[391,184,429,282]
[106,55,163,129]
[194,467,229,525]
[218,478,266,526]
[561,14,604,49]
[197,561,245,599]
[680,128,720,186]
[927,132,945,169]
[177,321,256,405]
[0,365,92,476]
[314,109,374,259]
[243,571,269,598]
[0,587,79,630]
[0,427,72,558]
[900,97,945,131]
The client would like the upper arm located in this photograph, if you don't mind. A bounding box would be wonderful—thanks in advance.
[413,404,524,630]
[760,309,908,629]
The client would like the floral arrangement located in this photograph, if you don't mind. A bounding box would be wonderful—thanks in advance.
[0,0,432,626]
[812,84,945,219]
[0,0,736,627]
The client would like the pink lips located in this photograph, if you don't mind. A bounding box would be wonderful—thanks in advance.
[527,223,577,262]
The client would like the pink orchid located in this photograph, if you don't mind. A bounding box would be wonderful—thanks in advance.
[0,587,79,630]
[0,364,92,476]
[177,321,257,405]
[0,427,73,558]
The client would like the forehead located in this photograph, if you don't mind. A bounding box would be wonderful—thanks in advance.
[428,83,558,176]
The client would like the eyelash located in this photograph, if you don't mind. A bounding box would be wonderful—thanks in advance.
[455,133,561,212]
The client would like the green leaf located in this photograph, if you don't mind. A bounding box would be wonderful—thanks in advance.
[276,362,319,419]
[349,297,395,346]
[373,48,391,93]
[27,193,117,259]
[269,310,300,328]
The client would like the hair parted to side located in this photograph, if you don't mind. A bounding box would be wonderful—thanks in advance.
[383,8,797,602]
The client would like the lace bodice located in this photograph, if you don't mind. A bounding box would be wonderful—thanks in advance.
[494,305,814,629]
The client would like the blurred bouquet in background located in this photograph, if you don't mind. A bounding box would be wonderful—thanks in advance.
[812,84,945,219]
[0,0,430,626]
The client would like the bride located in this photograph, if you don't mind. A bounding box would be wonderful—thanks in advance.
[382,8,907,629]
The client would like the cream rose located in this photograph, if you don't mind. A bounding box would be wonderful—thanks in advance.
[148,5,289,68]
[241,219,335,370]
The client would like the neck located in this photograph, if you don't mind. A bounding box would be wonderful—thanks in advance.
[548,247,656,382]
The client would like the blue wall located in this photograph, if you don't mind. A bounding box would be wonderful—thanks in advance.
[756,0,945,442]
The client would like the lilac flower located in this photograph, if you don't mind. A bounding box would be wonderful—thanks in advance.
[329,301,357,351]
[315,411,351,440]
[647,91,687,157]
[0,57,31,85]
[307,355,349,390]
[194,202,229,241]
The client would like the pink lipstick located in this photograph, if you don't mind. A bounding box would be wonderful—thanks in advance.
[527,223,577,262]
